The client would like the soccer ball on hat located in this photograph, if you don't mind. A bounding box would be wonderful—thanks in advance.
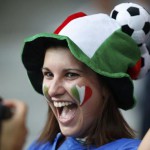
[110,3,150,79]
[110,3,150,46]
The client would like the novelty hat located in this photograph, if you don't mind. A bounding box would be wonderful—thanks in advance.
[22,3,150,110]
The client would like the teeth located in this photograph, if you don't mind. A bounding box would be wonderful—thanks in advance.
[53,101,72,107]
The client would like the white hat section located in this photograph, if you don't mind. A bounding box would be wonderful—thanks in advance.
[59,14,120,58]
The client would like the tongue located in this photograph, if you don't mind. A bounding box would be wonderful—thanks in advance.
[60,105,77,119]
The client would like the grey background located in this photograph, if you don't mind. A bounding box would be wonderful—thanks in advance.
[0,0,147,149]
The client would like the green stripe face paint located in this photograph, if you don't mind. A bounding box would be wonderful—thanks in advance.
[71,85,92,106]
[42,84,49,101]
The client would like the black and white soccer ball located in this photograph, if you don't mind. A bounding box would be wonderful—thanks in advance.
[110,3,150,46]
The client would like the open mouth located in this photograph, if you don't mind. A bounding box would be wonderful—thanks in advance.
[53,101,78,122]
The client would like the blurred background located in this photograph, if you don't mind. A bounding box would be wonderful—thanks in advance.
[0,0,150,149]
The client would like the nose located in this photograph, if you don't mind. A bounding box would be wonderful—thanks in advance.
[48,78,65,98]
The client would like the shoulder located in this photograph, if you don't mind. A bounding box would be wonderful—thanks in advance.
[96,138,141,150]
[27,141,53,150]
[115,138,141,149]
[27,133,62,150]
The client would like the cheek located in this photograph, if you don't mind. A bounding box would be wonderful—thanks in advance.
[70,85,92,106]
[81,94,102,123]
[81,85,103,116]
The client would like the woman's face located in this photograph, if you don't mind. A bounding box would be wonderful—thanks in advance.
[42,47,104,138]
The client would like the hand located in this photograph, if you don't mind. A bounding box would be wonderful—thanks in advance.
[138,129,150,150]
[1,99,28,150]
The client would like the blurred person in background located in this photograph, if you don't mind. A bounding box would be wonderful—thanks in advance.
[139,42,150,138]
[97,0,150,140]
[0,99,28,150]
[134,0,150,139]
[92,0,115,13]
[139,2,150,135]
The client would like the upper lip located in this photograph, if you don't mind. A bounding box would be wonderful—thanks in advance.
[53,101,73,107]
[51,98,78,108]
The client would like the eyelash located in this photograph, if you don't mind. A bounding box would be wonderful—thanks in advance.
[43,71,79,79]
[65,72,79,78]
[43,71,53,78]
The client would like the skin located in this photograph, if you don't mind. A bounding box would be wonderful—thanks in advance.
[138,129,150,150]
[43,84,92,106]
[70,85,92,106]
[42,47,104,138]
[1,99,28,150]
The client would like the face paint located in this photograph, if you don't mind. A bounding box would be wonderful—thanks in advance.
[71,85,92,106]
[42,84,49,101]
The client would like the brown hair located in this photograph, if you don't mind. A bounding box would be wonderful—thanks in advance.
[85,78,135,146]
[37,75,135,147]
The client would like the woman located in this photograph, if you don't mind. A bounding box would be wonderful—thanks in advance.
[22,3,150,150]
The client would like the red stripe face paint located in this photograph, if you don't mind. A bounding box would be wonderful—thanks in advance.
[70,85,92,106]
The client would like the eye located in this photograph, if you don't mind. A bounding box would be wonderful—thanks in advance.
[65,72,79,79]
[43,71,53,79]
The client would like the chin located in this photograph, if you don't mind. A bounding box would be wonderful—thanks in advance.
[60,126,84,138]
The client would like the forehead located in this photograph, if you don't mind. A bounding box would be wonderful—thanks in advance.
[44,47,83,66]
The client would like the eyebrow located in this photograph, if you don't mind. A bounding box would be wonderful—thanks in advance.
[41,67,84,73]
[41,67,49,71]
[64,68,83,73]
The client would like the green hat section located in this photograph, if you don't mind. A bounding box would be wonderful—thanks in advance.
[22,28,140,110]
[23,30,140,77]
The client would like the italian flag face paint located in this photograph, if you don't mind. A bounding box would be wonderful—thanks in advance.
[42,84,49,99]
[70,85,92,106]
